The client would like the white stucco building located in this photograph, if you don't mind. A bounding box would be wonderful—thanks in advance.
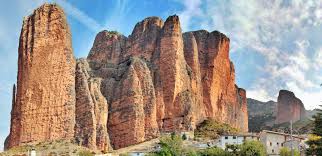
[259,130,306,155]
[216,133,259,149]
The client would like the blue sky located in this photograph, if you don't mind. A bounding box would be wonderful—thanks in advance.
[0,0,321,150]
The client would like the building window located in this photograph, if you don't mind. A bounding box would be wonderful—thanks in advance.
[272,149,274,153]
[277,142,279,146]
[225,136,228,139]
[233,136,236,139]
[281,143,284,147]
[270,142,272,146]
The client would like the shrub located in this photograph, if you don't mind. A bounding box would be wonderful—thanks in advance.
[158,135,184,156]
[198,147,230,156]
[306,105,322,155]
[239,140,266,156]
[225,144,240,155]
[280,147,300,156]
[145,152,160,156]
[78,150,94,156]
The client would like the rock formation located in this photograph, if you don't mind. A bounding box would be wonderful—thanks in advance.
[75,59,111,151]
[248,90,310,133]
[276,90,306,124]
[5,3,248,151]
[5,4,76,149]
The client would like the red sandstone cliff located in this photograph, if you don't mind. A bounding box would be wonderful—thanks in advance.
[276,90,306,124]
[5,4,76,149]
[5,4,248,151]
[84,15,248,149]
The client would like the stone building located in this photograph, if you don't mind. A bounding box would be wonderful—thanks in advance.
[259,130,306,155]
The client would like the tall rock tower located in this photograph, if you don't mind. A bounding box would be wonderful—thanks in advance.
[5,3,76,149]
[5,3,248,151]
[276,90,306,124]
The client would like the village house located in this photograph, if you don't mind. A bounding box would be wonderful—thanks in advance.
[259,130,306,155]
[215,133,260,149]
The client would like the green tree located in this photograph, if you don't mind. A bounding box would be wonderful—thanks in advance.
[280,147,289,156]
[239,140,266,156]
[198,146,230,156]
[225,144,240,155]
[183,148,198,156]
[306,105,322,155]
[157,135,184,156]
[280,147,300,156]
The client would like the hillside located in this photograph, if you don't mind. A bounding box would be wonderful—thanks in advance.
[247,98,277,132]
[247,96,316,133]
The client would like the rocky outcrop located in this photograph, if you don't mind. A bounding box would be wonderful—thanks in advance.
[5,4,76,149]
[6,3,248,151]
[75,59,111,151]
[103,58,159,149]
[159,16,194,131]
[182,30,248,131]
[276,90,306,124]
[85,15,248,149]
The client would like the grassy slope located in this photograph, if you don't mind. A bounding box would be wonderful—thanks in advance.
[0,140,95,156]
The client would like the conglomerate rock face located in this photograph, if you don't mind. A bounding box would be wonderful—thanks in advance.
[5,4,76,149]
[6,3,248,151]
[86,15,248,149]
[276,90,306,124]
[75,59,111,151]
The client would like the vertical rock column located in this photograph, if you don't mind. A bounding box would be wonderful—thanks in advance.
[183,32,205,125]
[237,88,248,132]
[108,60,145,149]
[107,58,159,149]
[75,59,111,151]
[159,15,193,131]
[5,3,76,149]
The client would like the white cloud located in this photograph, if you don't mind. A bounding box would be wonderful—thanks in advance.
[176,0,322,109]
[54,0,103,32]
[177,0,203,31]
[314,47,322,69]
[247,88,274,102]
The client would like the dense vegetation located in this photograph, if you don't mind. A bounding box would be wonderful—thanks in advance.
[279,147,300,156]
[194,119,239,139]
[306,105,322,155]
[147,134,266,156]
